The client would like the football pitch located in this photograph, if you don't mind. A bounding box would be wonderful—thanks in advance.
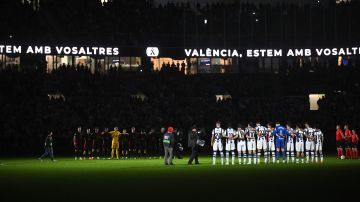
[0,156,359,201]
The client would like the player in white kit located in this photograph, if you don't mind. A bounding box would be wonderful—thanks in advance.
[211,121,225,165]
[256,122,268,164]
[286,124,296,163]
[224,124,236,165]
[245,123,257,164]
[295,125,305,163]
[314,125,324,163]
[267,123,276,163]
[235,124,247,164]
[304,123,315,163]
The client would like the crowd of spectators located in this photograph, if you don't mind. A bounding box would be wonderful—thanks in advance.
[0,63,359,155]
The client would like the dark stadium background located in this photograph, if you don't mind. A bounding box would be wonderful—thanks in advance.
[0,0,359,157]
[1,1,360,202]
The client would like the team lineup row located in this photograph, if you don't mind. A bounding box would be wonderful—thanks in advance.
[68,122,359,164]
[71,122,322,164]
[72,127,174,160]
[210,122,324,165]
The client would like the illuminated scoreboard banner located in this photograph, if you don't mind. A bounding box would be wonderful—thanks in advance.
[0,45,119,56]
[184,47,360,58]
[2,44,360,58]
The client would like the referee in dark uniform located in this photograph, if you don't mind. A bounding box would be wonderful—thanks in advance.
[188,125,200,165]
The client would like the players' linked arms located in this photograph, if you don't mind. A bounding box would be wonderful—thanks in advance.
[268,130,273,137]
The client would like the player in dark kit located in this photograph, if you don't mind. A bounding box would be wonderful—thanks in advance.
[93,127,102,159]
[121,129,129,159]
[73,126,83,160]
[129,127,138,158]
[82,128,92,159]
[88,128,96,159]
[138,129,147,158]
[101,128,111,159]
[143,129,151,158]
[147,128,157,159]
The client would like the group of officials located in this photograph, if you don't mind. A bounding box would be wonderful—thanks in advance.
[335,125,359,159]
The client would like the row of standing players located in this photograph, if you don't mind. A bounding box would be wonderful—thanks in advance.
[72,126,183,160]
[70,123,359,163]
[211,122,326,165]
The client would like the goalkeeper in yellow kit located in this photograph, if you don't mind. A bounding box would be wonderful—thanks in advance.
[109,127,121,159]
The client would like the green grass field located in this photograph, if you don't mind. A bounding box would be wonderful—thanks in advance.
[0,156,359,201]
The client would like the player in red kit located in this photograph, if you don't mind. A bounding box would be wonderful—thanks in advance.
[351,130,359,159]
[336,125,345,159]
[344,125,353,159]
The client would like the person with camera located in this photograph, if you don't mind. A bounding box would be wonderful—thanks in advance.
[174,128,184,159]
[188,125,201,165]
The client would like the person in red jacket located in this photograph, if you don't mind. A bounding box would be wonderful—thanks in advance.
[351,130,359,159]
[336,125,345,159]
[344,125,353,159]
